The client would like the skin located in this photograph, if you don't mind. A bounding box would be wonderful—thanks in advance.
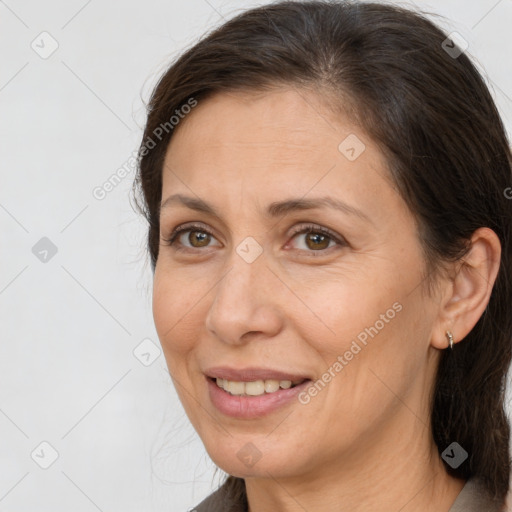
[152,87,501,512]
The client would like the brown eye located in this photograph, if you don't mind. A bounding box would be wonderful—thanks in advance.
[304,232,331,250]
[287,224,347,253]
[187,230,211,248]
[162,223,221,251]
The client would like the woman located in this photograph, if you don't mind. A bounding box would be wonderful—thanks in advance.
[133,1,512,510]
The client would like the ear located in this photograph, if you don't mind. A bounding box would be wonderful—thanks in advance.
[430,227,501,350]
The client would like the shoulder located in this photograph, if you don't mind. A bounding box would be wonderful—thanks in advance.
[449,477,505,512]
[191,478,246,512]
[191,476,504,512]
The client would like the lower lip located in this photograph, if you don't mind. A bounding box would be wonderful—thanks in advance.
[206,377,311,419]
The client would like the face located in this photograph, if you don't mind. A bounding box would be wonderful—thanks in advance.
[153,87,442,482]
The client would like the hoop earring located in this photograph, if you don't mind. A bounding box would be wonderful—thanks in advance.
[446,330,454,350]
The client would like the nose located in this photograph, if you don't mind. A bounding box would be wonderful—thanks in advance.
[205,249,283,345]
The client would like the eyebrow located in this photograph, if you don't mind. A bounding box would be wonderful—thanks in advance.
[159,193,371,223]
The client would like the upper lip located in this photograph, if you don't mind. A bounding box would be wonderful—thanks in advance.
[205,367,311,384]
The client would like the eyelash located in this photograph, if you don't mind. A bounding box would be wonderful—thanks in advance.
[161,222,347,254]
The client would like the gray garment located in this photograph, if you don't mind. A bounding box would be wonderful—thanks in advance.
[448,478,504,512]
[193,477,504,511]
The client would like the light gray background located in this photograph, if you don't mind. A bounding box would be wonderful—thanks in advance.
[1,0,511,511]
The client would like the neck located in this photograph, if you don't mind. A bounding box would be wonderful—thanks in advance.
[244,411,465,512]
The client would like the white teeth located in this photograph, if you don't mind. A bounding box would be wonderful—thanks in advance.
[264,379,280,393]
[245,380,265,395]
[215,378,298,396]
[227,380,245,395]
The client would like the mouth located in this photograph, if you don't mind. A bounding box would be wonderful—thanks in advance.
[207,376,310,397]
[204,366,312,396]
[203,366,314,418]
[205,373,313,418]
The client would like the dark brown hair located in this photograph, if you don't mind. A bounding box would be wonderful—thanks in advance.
[132,0,512,504]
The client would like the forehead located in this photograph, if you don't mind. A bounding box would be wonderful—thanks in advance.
[160,87,395,217]
[165,87,354,156]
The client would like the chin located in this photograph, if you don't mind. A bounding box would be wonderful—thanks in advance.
[204,436,307,480]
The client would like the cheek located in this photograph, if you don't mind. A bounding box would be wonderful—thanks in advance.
[308,278,433,418]
[296,270,402,349]
[152,267,203,362]
[298,263,429,392]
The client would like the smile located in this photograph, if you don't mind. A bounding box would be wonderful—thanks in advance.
[214,377,306,396]
[206,376,312,419]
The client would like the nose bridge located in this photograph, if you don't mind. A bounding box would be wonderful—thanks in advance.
[210,244,265,320]
[205,241,281,343]
[219,231,268,300]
